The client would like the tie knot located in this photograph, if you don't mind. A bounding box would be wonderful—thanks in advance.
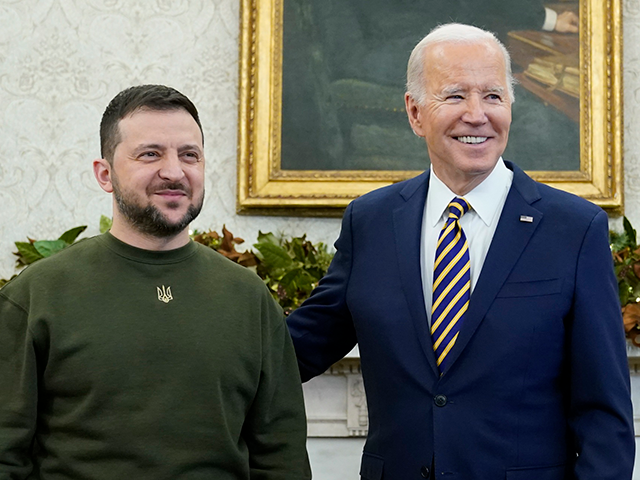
[447,197,470,220]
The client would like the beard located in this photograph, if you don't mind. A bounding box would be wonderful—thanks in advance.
[112,177,204,239]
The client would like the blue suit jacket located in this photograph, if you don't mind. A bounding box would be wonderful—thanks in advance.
[287,162,635,480]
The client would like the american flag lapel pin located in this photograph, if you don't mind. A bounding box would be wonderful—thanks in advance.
[519,215,534,223]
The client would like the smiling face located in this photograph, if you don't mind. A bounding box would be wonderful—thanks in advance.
[405,40,512,195]
[94,108,205,248]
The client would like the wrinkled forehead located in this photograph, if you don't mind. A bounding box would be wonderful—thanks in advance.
[423,40,508,89]
[425,39,505,69]
[118,106,204,145]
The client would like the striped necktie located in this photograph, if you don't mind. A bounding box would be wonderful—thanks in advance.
[431,197,471,373]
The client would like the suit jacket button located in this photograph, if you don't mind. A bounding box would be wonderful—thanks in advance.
[434,394,447,407]
[420,465,430,478]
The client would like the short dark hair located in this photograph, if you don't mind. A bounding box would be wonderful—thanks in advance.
[100,85,204,163]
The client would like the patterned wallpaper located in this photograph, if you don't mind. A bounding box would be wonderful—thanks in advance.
[0,0,340,279]
[624,0,640,229]
[0,0,638,279]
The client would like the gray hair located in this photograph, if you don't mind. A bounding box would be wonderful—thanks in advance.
[406,23,515,105]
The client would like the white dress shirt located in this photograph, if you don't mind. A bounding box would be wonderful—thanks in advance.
[543,8,558,31]
[420,158,513,325]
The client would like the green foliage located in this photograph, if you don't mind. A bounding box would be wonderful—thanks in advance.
[14,242,43,267]
[0,225,87,288]
[99,215,113,234]
[191,229,223,251]
[253,231,333,314]
[611,217,640,344]
[14,226,87,268]
[611,217,640,307]
[192,227,333,313]
[192,226,257,267]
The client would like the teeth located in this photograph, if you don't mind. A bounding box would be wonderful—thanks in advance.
[457,136,488,144]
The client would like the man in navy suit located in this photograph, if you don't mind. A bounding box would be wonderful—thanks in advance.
[286,23,634,480]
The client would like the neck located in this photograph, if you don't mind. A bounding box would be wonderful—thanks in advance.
[109,221,191,251]
[431,165,497,196]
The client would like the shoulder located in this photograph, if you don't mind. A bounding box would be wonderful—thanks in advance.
[0,235,104,305]
[192,242,269,290]
[192,244,284,328]
[4,236,103,283]
[509,160,604,225]
[536,182,603,219]
[349,170,428,213]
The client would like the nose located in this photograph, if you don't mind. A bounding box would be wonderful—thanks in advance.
[461,95,487,125]
[158,153,186,181]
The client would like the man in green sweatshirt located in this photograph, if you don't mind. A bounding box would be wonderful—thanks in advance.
[0,85,311,480]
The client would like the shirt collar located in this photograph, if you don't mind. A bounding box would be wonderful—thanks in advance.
[427,157,513,227]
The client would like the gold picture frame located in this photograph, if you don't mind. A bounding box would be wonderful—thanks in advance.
[238,0,622,216]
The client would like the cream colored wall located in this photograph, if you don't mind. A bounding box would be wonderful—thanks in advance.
[624,0,640,228]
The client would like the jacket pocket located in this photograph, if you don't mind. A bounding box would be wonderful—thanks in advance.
[496,278,562,298]
[359,451,384,480]
[505,463,566,480]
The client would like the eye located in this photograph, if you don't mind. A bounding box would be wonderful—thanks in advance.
[447,94,463,101]
[486,93,502,101]
[181,151,201,163]
[139,151,159,159]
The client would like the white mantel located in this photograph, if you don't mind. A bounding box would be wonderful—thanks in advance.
[303,347,368,438]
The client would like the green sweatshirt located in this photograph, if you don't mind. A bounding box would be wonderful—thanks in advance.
[0,233,310,480]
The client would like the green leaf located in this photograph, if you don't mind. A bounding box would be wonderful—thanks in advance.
[290,238,307,262]
[610,230,630,252]
[253,243,293,269]
[619,284,629,306]
[279,267,305,288]
[15,242,44,264]
[256,231,280,246]
[33,240,68,258]
[281,268,314,296]
[100,215,112,234]
[59,225,87,245]
[623,216,637,248]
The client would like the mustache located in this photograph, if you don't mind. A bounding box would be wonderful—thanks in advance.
[147,182,192,196]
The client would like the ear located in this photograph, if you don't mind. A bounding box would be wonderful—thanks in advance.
[405,92,426,137]
[93,158,114,193]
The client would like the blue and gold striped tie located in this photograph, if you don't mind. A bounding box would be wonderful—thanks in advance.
[431,197,471,373]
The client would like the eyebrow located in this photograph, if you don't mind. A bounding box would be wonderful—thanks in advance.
[441,85,505,96]
[485,86,505,94]
[177,144,203,155]
[133,144,203,155]
[442,86,464,96]
[134,143,165,153]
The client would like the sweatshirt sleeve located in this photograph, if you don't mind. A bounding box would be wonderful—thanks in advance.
[242,290,311,480]
[0,292,38,479]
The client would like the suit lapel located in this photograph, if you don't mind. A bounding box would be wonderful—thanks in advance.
[441,163,543,375]
[392,171,439,376]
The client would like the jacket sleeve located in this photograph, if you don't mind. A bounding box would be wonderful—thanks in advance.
[243,290,311,480]
[286,202,358,382]
[567,210,635,479]
[0,293,37,479]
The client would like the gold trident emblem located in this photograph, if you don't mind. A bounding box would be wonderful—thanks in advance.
[157,285,173,303]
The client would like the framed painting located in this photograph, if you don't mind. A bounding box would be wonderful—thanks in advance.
[238,0,622,215]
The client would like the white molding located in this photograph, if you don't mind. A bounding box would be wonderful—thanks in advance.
[304,357,368,437]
